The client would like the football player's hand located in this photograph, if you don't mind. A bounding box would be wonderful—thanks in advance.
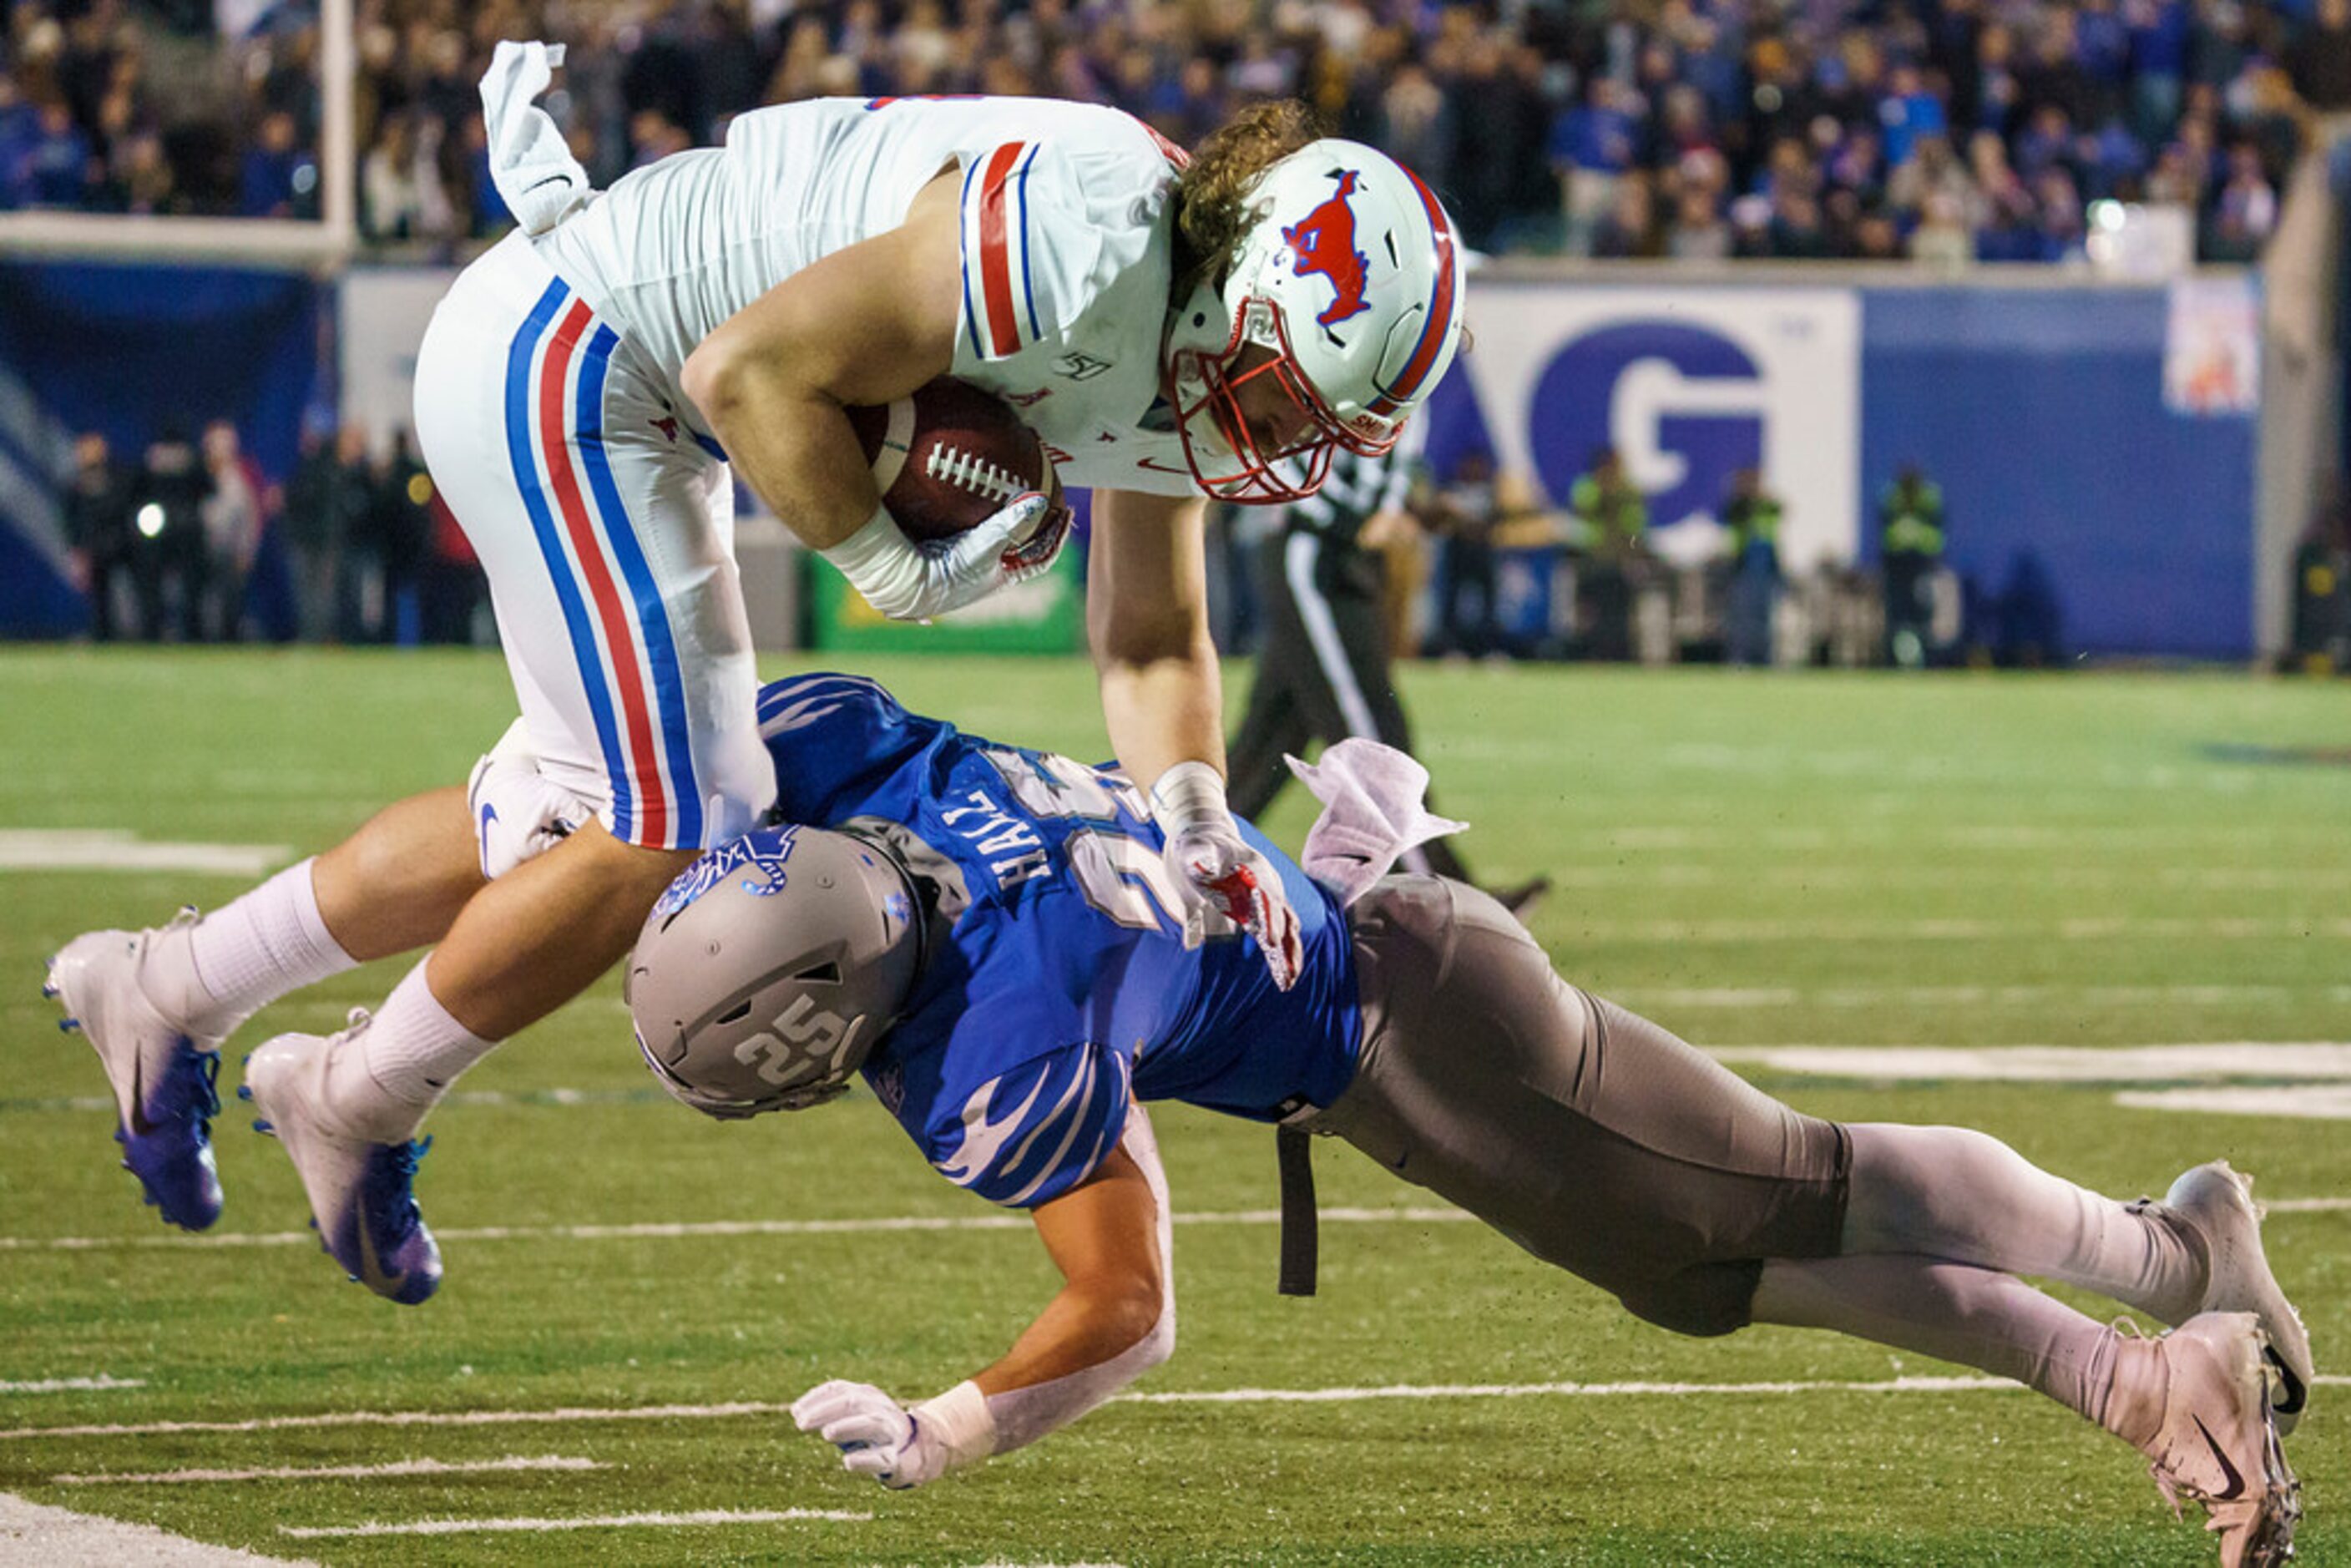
[791,1379,950,1490]
[466,721,588,878]
[1164,819,1303,991]
[825,493,1069,622]
[1150,761,1302,990]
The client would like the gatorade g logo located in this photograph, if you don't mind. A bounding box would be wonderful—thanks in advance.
[1285,170,1372,330]
[1533,322,1764,529]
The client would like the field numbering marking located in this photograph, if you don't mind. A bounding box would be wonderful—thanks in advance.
[0,1492,311,1565]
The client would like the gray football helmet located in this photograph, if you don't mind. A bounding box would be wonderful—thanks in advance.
[627,826,924,1120]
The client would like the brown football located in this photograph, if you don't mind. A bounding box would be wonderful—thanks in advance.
[844,377,1059,543]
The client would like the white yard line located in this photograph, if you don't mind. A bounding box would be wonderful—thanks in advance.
[15,1039,2351,1120]
[1597,918,2351,943]
[0,831,289,878]
[0,1402,793,1442]
[13,1376,2349,1444]
[0,1206,1469,1253]
[2117,1086,2351,1121]
[1125,1376,2025,1403]
[6,1186,2345,1258]
[277,1507,869,1540]
[53,1455,604,1486]
[0,1377,143,1395]
[1709,1043,2351,1081]
[1626,985,2351,1009]
[0,1492,315,1566]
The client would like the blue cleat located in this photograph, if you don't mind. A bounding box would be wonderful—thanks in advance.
[45,922,225,1231]
[243,1029,442,1306]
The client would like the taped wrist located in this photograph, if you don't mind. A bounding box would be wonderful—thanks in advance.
[820,507,922,617]
[1149,761,1231,836]
[909,1379,996,1474]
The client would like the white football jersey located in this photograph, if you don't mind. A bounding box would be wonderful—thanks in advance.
[533,96,1202,498]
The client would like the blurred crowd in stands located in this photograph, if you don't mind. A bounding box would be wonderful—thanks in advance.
[6,0,2348,263]
[59,417,490,645]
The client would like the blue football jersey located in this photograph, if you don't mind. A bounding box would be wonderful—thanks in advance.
[758,672,1362,1209]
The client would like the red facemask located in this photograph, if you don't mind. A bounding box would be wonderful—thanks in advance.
[1170,299,1399,504]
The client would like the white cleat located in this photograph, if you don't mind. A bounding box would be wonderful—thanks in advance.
[44,916,225,1230]
[2127,1313,2299,1568]
[240,1027,442,1306]
[2153,1161,2314,1436]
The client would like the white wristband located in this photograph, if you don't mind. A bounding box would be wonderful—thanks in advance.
[1149,761,1229,834]
[820,506,912,584]
[910,1379,996,1474]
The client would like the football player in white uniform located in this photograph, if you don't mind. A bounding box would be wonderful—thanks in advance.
[43,49,1466,1305]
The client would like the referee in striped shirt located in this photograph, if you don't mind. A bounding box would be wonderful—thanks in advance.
[1226,429,1548,915]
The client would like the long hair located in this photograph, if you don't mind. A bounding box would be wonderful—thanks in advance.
[1170,99,1323,305]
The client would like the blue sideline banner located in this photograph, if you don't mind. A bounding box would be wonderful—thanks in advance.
[0,260,325,639]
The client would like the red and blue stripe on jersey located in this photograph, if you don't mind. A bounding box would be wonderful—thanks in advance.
[503,278,704,850]
[958,141,1044,361]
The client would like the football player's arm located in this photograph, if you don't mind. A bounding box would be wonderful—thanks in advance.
[678,171,1050,619]
[1090,488,1304,988]
[1087,487,1224,790]
[791,1110,1176,1488]
[679,173,960,549]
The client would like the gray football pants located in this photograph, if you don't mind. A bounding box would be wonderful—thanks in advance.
[1301,876,1850,1336]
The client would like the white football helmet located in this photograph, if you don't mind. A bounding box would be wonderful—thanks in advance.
[627,827,924,1120]
[1165,139,1464,504]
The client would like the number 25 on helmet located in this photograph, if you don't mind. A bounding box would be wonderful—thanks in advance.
[1166,139,1465,505]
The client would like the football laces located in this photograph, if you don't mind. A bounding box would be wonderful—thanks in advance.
[925,444,1023,505]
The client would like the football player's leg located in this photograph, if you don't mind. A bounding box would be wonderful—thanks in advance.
[1312,879,1847,1337]
[1838,1125,2312,1434]
[1752,1257,2298,1562]
[1839,1123,2205,1324]
[42,792,481,1229]
[245,246,769,1300]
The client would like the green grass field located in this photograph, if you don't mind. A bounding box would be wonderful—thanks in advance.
[1,647,2344,1566]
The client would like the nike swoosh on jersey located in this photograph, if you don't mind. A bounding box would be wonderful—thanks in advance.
[478,802,499,868]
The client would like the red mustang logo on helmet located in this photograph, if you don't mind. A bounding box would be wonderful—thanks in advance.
[1284,169,1372,330]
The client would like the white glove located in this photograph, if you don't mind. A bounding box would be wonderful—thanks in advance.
[1150,762,1303,992]
[466,719,589,878]
[822,493,1069,622]
[791,1378,993,1490]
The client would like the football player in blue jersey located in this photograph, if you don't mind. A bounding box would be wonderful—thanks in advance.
[602,672,2305,1568]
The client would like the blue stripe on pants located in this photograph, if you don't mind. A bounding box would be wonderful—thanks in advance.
[502,277,634,841]
[574,323,705,850]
